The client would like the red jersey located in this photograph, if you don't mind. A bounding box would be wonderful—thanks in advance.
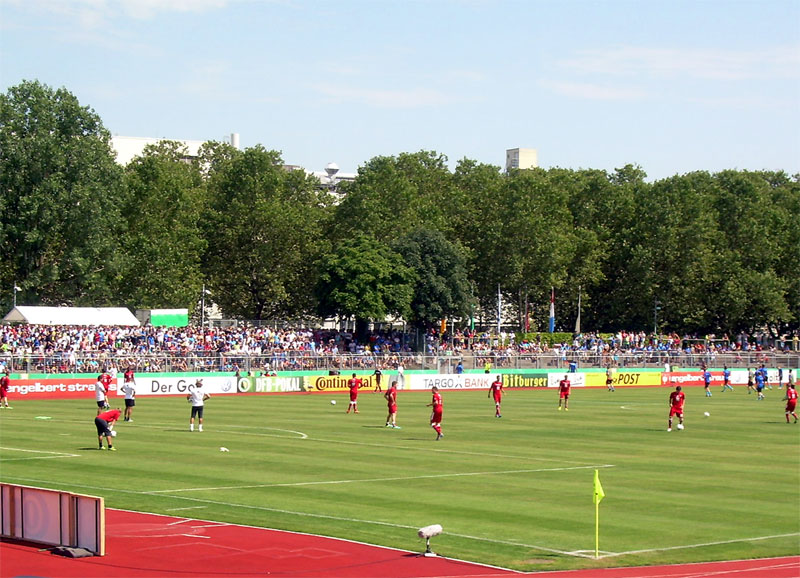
[97,409,120,422]
[100,373,112,392]
[124,369,134,383]
[0,375,9,392]
[348,377,361,394]
[385,385,397,405]
[490,380,503,395]
[559,379,571,394]
[431,392,443,412]
[669,390,685,409]
[786,388,798,402]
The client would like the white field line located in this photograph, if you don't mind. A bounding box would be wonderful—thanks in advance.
[0,446,79,461]
[148,464,616,493]
[3,475,796,563]
[0,474,589,558]
[164,506,207,511]
[598,532,800,559]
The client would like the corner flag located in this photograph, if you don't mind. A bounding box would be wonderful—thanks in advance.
[593,469,604,558]
[593,469,605,505]
[549,287,555,333]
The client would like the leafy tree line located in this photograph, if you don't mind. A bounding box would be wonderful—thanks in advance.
[2,80,798,338]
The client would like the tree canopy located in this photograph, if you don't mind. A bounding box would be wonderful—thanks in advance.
[2,80,799,338]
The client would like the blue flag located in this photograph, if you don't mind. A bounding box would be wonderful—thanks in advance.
[549,287,555,333]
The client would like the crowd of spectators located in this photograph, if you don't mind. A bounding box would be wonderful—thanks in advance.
[0,323,797,375]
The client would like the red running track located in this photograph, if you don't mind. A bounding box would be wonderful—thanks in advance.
[1,509,797,578]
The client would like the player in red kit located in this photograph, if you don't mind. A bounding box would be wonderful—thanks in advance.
[0,370,11,409]
[783,384,798,424]
[384,380,399,428]
[489,375,503,417]
[668,385,685,432]
[99,370,113,409]
[346,373,361,414]
[558,375,571,411]
[94,408,121,450]
[427,386,444,440]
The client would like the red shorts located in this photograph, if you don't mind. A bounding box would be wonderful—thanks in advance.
[669,406,683,417]
[388,403,397,414]
[560,391,570,399]
[786,400,797,412]
[493,393,502,403]
[0,387,7,396]
[430,411,442,424]
[349,392,358,402]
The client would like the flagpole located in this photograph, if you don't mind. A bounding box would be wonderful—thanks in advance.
[593,468,605,559]
[595,499,600,558]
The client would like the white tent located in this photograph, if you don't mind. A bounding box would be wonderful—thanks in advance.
[3,306,141,326]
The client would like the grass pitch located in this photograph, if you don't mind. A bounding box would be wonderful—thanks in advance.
[0,386,798,572]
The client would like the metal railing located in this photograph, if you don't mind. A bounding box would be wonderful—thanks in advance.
[2,350,798,375]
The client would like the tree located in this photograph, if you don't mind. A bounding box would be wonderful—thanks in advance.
[495,169,577,331]
[392,229,472,331]
[316,235,414,336]
[118,141,207,310]
[332,151,455,242]
[0,80,124,307]
[201,145,334,319]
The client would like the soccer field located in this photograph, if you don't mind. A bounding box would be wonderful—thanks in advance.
[0,386,798,572]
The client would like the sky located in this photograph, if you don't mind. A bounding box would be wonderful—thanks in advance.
[1,0,799,181]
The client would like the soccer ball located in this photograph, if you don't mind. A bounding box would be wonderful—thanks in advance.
[676,423,684,430]
[330,399,336,405]
[704,411,710,417]
[110,430,117,437]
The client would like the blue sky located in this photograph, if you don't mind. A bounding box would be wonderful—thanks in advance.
[2,0,798,180]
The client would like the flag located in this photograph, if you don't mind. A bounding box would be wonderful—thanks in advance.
[593,469,605,505]
[549,287,555,333]
[575,285,581,335]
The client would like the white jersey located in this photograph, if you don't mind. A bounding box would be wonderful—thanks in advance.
[188,387,206,407]
[94,381,107,402]
[121,383,136,400]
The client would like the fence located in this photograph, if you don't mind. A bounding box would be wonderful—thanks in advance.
[2,349,799,375]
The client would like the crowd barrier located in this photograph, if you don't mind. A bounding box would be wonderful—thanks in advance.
[2,350,798,375]
[4,367,794,400]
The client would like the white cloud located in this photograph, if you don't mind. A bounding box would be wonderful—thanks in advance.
[5,0,230,30]
[539,79,647,101]
[314,84,452,108]
[559,45,800,81]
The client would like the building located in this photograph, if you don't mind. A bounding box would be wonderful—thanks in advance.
[110,133,240,165]
[110,135,354,194]
[309,162,356,192]
[505,148,538,171]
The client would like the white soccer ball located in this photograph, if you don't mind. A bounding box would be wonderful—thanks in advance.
[110,430,117,437]
[330,399,336,405]
[676,423,684,430]
[704,411,710,417]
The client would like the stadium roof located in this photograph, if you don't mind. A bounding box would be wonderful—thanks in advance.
[3,306,141,326]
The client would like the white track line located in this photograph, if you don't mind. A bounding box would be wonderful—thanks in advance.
[149,464,615,493]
